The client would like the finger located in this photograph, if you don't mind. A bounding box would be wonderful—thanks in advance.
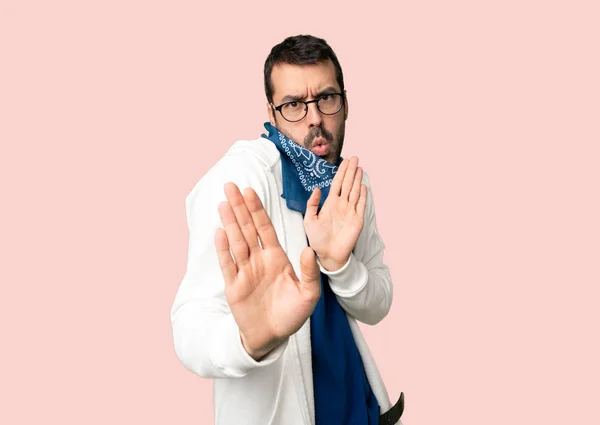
[305,187,321,219]
[330,158,349,197]
[299,247,321,304]
[218,201,249,266]
[357,184,368,220]
[215,227,237,285]
[224,183,260,253]
[348,167,363,208]
[243,187,281,249]
[341,157,359,199]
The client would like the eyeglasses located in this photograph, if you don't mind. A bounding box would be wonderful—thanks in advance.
[272,92,345,123]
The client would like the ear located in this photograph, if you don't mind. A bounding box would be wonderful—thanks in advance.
[343,90,349,121]
[266,102,276,126]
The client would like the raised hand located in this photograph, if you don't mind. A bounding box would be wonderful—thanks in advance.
[303,156,367,272]
[215,182,321,361]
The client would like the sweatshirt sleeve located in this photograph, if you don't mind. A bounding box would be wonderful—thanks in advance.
[317,171,394,325]
[170,150,288,379]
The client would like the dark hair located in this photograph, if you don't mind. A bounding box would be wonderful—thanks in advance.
[264,35,345,103]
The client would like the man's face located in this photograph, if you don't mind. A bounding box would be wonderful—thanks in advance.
[267,59,348,165]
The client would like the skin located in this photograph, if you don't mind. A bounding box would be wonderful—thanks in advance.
[215,60,367,360]
[266,60,348,165]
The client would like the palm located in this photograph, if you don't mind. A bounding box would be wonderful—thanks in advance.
[304,195,364,263]
[304,157,368,271]
[225,245,318,349]
[215,183,321,359]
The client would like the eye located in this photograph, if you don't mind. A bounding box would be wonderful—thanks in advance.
[320,94,331,101]
[283,101,302,111]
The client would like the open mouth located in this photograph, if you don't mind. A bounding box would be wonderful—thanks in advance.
[311,137,329,156]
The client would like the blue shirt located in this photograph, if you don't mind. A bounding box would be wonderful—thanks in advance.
[261,122,380,424]
[310,269,381,425]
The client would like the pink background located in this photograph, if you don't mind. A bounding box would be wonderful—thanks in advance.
[1,0,599,424]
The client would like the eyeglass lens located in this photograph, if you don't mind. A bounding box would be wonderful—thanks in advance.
[280,94,343,121]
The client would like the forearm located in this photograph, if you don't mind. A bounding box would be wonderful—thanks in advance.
[318,250,393,325]
[171,297,288,378]
[315,169,393,324]
[171,151,288,378]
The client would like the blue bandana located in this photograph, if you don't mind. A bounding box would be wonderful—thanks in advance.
[261,122,380,425]
[261,122,340,215]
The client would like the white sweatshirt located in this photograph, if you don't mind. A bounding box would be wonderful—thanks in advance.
[170,136,401,425]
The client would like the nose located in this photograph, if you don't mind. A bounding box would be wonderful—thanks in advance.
[305,101,323,128]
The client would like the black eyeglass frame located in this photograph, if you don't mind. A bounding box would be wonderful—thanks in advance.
[271,92,346,123]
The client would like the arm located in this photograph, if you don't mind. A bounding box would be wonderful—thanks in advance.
[318,171,393,325]
[170,152,287,379]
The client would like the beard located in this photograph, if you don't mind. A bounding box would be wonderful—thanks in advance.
[275,118,345,165]
[303,125,345,165]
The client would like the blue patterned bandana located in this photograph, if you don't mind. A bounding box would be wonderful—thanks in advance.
[261,121,380,423]
[261,122,342,215]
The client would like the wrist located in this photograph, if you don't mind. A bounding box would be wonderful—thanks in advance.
[240,331,282,361]
[316,254,348,272]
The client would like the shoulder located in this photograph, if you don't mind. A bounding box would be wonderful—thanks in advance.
[225,137,281,169]
[197,136,279,184]
[185,137,280,211]
[359,168,379,220]
[361,168,372,188]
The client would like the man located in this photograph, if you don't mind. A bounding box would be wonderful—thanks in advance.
[170,35,404,425]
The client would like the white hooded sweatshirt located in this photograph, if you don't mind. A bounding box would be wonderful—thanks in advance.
[170,137,401,425]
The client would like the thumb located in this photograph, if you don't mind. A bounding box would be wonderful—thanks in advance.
[305,187,321,219]
[299,246,321,300]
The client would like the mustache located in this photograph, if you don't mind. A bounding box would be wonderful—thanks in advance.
[304,127,334,147]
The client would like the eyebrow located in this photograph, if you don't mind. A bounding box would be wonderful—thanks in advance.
[279,86,338,103]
